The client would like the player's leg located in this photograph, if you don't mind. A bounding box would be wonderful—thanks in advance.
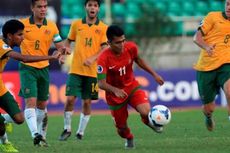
[110,104,134,149]
[0,92,22,152]
[36,101,48,147]
[223,79,230,120]
[41,108,48,139]
[218,64,230,120]
[59,74,79,141]
[1,92,24,125]
[129,89,163,133]
[59,95,76,141]
[19,64,42,144]
[76,99,91,140]
[75,76,98,140]
[197,70,217,131]
[36,67,50,147]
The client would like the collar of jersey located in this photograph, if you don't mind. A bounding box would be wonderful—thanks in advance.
[82,17,99,26]
[29,15,47,25]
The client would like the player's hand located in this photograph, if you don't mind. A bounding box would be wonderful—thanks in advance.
[52,50,62,59]
[58,55,65,64]
[113,88,128,99]
[83,57,95,66]
[205,44,215,56]
[154,74,164,86]
[58,47,71,55]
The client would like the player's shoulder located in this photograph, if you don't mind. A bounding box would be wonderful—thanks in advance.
[125,41,137,49]
[99,47,110,58]
[20,17,30,24]
[0,39,5,47]
[0,39,12,52]
[46,19,58,26]
[206,11,222,18]
[98,20,108,27]
[71,19,83,25]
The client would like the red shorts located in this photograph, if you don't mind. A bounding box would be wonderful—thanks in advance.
[110,89,149,128]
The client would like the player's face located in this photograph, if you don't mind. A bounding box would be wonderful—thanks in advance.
[225,0,230,18]
[109,35,126,54]
[10,30,24,46]
[31,0,48,19]
[85,1,100,19]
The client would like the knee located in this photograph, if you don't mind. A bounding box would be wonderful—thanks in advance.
[65,96,76,110]
[13,113,24,125]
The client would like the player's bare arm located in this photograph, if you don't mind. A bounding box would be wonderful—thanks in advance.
[5,50,60,63]
[55,41,71,55]
[98,79,127,98]
[193,29,215,56]
[55,40,72,64]
[135,56,164,85]
[84,43,108,66]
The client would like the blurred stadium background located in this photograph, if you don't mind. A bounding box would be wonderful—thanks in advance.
[0,0,227,111]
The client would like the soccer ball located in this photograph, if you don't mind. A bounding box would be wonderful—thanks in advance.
[148,105,171,126]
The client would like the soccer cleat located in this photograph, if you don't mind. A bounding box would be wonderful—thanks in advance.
[149,123,163,133]
[125,139,135,149]
[205,117,215,131]
[5,123,13,133]
[59,129,71,141]
[0,142,19,152]
[76,133,83,140]
[33,133,43,146]
[152,125,163,133]
[39,138,49,147]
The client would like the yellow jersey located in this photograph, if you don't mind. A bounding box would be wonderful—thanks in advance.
[194,12,230,71]
[20,16,62,68]
[68,18,107,77]
[0,39,12,96]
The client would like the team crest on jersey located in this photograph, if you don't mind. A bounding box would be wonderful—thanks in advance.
[44,29,51,35]
[97,65,103,73]
[2,44,10,50]
[95,29,101,34]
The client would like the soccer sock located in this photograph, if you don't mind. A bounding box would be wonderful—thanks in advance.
[76,113,90,135]
[24,108,38,138]
[228,116,230,121]
[2,114,14,123]
[0,133,9,144]
[41,108,48,139]
[64,111,73,131]
[117,127,133,139]
[36,108,46,137]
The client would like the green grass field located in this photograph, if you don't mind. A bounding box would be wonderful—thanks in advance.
[8,108,230,153]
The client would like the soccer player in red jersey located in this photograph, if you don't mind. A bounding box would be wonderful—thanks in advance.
[97,25,164,149]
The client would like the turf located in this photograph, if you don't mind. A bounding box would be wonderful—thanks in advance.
[8,108,230,153]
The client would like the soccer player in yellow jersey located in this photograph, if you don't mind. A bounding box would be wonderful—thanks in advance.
[0,19,60,153]
[19,0,69,146]
[193,0,230,131]
[59,0,108,141]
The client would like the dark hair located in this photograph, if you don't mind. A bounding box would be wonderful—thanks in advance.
[2,19,24,39]
[106,25,124,42]
[85,0,101,6]
[31,0,47,6]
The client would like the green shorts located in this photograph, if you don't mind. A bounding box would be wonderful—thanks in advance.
[66,74,98,100]
[19,63,49,101]
[0,92,21,117]
[197,64,230,104]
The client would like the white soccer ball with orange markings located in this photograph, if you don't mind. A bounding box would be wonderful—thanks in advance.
[148,105,171,126]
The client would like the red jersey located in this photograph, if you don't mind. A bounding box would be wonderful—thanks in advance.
[97,41,140,105]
